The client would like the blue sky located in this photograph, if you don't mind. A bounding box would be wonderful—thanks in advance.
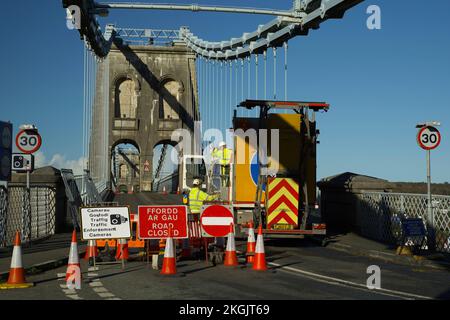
[0,0,449,182]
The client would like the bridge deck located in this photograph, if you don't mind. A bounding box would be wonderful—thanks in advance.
[113,192,183,214]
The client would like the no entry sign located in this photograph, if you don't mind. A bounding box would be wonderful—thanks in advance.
[200,205,234,237]
[138,205,188,239]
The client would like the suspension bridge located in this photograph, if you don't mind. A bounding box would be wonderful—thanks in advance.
[64,0,363,197]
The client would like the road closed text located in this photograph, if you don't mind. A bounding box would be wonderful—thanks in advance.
[138,205,188,239]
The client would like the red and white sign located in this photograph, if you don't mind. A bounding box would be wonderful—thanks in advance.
[417,126,441,150]
[143,160,150,172]
[138,205,188,239]
[200,205,234,237]
[16,130,42,154]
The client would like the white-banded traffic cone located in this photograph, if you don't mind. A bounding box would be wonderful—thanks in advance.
[66,230,81,281]
[115,238,129,260]
[246,222,256,265]
[160,229,177,275]
[252,225,267,271]
[0,231,33,289]
[162,186,168,195]
[84,240,98,260]
[224,224,238,267]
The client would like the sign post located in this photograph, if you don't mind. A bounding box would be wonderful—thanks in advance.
[15,125,41,243]
[416,122,441,249]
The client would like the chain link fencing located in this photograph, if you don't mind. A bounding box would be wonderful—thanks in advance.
[356,192,450,253]
[0,185,56,247]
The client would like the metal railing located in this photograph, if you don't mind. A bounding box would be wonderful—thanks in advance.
[0,186,56,247]
[356,191,450,253]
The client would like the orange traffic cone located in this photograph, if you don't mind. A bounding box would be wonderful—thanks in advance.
[246,222,256,264]
[66,230,81,281]
[162,186,167,195]
[0,231,33,289]
[176,186,180,195]
[252,225,267,271]
[115,239,129,260]
[160,229,177,275]
[224,224,238,267]
[84,240,99,260]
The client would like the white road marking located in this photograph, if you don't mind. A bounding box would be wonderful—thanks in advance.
[89,281,103,287]
[58,279,83,300]
[268,262,433,300]
[87,271,122,300]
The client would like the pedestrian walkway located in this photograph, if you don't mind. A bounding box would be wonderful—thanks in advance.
[325,231,450,270]
[0,233,86,280]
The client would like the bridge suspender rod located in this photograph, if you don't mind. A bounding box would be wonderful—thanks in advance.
[229,61,232,116]
[247,56,251,99]
[241,59,244,106]
[97,3,296,18]
[235,60,238,107]
[273,47,277,101]
[264,51,267,100]
[284,42,288,101]
[255,54,259,100]
[82,46,87,173]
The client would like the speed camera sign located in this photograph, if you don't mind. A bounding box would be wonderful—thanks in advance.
[417,126,441,150]
[16,130,42,154]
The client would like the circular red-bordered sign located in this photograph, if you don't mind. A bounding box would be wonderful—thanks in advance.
[200,205,234,237]
[15,130,42,154]
[417,126,441,150]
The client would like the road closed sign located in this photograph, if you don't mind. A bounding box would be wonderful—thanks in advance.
[138,205,188,239]
[81,206,131,240]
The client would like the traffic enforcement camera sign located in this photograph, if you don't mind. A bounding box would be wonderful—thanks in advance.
[138,205,188,239]
[417,126,441,150]
[80,206,131,240]
[11,153,34,172]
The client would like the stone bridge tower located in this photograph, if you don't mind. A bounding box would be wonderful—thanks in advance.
[89,39,199,191]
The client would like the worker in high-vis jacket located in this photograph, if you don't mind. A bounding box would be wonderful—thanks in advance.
[217,141,232,187]
[188,178,218,214]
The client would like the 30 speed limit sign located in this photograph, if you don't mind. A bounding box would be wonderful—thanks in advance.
[16,130,42,154]
[417,126,441,150]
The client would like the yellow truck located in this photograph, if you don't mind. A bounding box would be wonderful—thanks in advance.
[182,99,328,240]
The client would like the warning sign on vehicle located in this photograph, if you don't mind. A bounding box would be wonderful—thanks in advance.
[138,205,188,239]
[80,206,131,240]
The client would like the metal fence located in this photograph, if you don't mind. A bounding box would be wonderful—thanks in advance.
[0,186,56,247]
[356,192,450,253]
